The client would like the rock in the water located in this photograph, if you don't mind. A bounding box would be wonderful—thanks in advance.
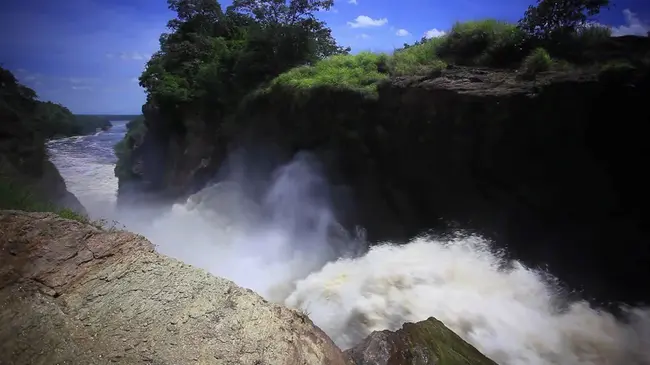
[345,317,498,365]
[0,210,350,365]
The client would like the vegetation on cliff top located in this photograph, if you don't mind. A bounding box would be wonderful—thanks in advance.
[113,115,147,181]
[116,0,649,191]
[0,66,90,222]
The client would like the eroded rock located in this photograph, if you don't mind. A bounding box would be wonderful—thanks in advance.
[345,317,498,365]
[0,210,350,365]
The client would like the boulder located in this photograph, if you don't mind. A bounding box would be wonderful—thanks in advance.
[345,317,498,365]
[0,210,350,365]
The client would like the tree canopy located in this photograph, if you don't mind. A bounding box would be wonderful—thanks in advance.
[518,0,610,39]
[139,0,349,134]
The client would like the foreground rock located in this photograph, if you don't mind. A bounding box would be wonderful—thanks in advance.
[0,210,349,365]
[345,318,497,365]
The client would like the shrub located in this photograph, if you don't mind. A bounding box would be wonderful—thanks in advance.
[573,23,611,45]
[114,116,147,181]
[270,52,390,93]
[435,19,527,67]
[389,37,447,75]
[0,176,88,222]
[520,47,553,78]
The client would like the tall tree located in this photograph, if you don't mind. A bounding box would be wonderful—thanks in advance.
[518,0,610,39]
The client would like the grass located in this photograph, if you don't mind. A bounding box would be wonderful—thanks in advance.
[0,177,88,222]
[434,19,526,67]
[0,173,123,230]
[390,36,448,76]
[520,48,553,78]
[270,52,390,93]
[265,18,622,94]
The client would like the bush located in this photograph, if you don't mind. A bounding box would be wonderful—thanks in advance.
[435,19,527,67]
[389,37,447,75]
[573,23,611,45]
[0,176,87,222]
[270,52,390,93]
[114,116,147,181]
[520,47,553,78]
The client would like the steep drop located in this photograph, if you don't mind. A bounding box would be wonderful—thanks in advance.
[47,129,650,365]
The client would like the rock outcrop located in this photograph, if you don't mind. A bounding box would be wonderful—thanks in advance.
[0,210,349,365]
[116,37,650,306]
[345,318,497,365]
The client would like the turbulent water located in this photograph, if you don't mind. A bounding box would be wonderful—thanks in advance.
[47,124,650,365]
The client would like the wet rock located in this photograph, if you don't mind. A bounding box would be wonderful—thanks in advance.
[0,210,350,365]
[345,317,498,365]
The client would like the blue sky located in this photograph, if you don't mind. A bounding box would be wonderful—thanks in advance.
[0,0,648,114]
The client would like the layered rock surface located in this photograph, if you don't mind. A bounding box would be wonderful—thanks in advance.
[0,210,349,365]
[346,318,498,365]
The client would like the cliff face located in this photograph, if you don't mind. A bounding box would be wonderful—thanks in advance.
[237,65,650,306]
[119,59,650,305]
[0,66,86,216]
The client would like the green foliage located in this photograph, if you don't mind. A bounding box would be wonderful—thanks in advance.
[270,52,389,93]
[33,103,113,139]
[0,66,92,221]
[71,115,113,134]
[0,172,88,222]
[390,37,447,75]
[519,0,610,40]
[572,23,612,45]
[520,47,553,78]
[434,19,527,67]
[139,0,348,113]
[114,116,147,181]
[117,0,352,184]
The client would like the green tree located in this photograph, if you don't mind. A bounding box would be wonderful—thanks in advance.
[518,0,610,40]
[137,0,350,135]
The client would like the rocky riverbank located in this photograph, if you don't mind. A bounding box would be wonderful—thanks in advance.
[0,210,497,365]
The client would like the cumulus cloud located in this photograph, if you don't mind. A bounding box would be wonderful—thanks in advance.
[396,29,410,37]
[611,9,649,36]
[347,15,388,28]
[424,28,446,38]
[348,0,357,4]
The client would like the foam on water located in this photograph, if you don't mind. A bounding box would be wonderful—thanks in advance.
[47,128,650,365]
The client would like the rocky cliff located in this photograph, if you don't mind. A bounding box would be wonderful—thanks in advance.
[0,66,86,216]
[117,38,650,306]
[0,210,349,365]
[235,65,650,307]
[0,210,498,365]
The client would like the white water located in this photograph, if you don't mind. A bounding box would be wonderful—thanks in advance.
[47,128,650,365]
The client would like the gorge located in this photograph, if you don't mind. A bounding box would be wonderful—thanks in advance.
[2,0,650,363]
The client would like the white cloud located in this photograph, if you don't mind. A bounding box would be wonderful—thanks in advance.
[396,29,410,37]
[71,85,92,91]
[424,28,446,38]
[611,9,649,36]
[348,0,357,4]
[347,15,388,28]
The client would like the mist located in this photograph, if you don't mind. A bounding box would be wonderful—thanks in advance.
[47,133,650,365]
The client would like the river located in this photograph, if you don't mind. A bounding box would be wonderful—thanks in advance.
[46,122,650,365]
